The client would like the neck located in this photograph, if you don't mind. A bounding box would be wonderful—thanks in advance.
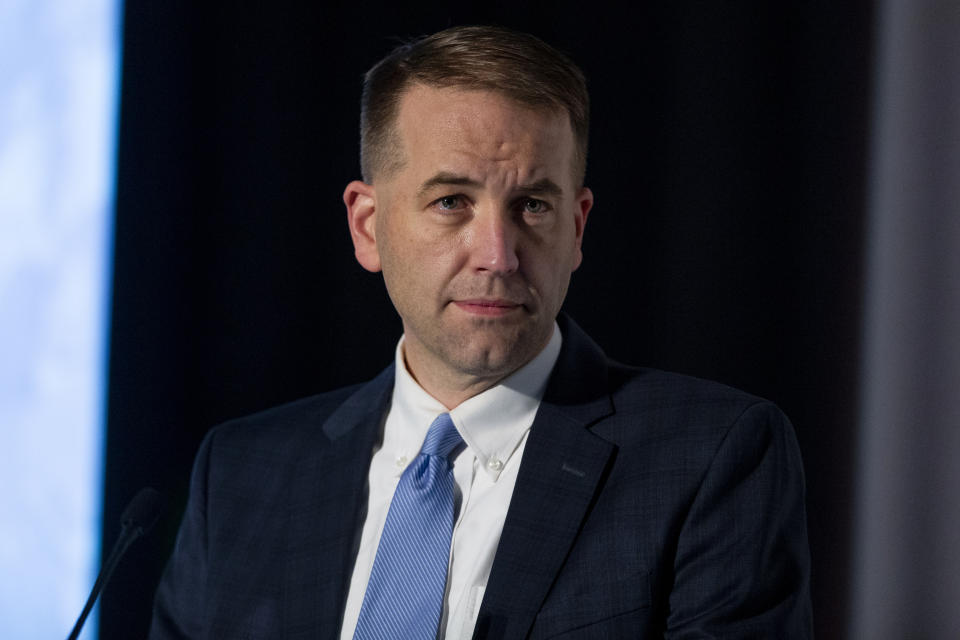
[402,350,508,410]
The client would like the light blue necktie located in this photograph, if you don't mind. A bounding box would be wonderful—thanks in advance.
[354,412,463,640]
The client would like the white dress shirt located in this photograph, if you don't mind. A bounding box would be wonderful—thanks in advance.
[339,324,562,640]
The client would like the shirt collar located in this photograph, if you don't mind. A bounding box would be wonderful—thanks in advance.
[390,323,562,480]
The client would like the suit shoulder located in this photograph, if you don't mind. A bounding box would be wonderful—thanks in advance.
[226,383,364,427]
[601,362,792,445]
[204,381,369,453]
[610,362,769,411]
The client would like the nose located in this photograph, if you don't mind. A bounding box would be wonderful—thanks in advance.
[469,209,520,274]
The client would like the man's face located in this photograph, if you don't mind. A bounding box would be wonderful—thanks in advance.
[346,84,592,402]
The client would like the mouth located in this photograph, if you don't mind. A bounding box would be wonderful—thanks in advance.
[452,298,524,317]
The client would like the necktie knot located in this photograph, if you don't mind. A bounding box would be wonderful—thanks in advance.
[420,412,462,459]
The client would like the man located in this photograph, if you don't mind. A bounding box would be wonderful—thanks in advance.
[150,26,812,639]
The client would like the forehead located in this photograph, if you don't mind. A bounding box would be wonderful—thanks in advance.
[391,84,575,184]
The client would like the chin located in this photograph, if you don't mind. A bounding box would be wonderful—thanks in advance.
[454,340,536,380]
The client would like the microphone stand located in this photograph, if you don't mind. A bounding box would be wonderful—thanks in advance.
[66,488,164,640]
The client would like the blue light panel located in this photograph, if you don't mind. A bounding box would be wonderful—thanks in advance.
[0,1,122,638]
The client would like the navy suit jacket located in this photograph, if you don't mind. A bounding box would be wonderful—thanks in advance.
[150,316,812,638]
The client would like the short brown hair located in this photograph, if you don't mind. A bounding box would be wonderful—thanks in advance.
[360,25,590,185]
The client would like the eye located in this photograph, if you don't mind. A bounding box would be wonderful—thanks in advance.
[433,195,465,212]
[522,198,550,214]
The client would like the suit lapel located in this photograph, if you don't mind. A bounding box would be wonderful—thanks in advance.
[475,317,616,639]
[282,366,394,640]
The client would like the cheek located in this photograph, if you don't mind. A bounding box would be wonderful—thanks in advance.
[381,231,464,300]
[418,228,472,279]
[525,238,578,297]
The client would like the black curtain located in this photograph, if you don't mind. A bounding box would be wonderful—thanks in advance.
[104,3,872,638]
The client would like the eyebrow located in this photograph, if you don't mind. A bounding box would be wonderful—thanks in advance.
[417,172,481,196]
[416,172,564,198]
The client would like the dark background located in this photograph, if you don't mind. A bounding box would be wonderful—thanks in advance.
[103,2,872,638]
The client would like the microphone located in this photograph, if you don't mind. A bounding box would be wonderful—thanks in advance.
[66,487,166,640]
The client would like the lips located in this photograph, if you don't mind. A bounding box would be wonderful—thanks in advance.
[452,298,523,316]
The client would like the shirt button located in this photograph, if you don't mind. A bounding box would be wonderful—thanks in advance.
[487,458,503,472]
[395,455,408,468]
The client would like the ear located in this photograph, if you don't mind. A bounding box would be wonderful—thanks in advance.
[570,186,593,271]
[343,180,381,272]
